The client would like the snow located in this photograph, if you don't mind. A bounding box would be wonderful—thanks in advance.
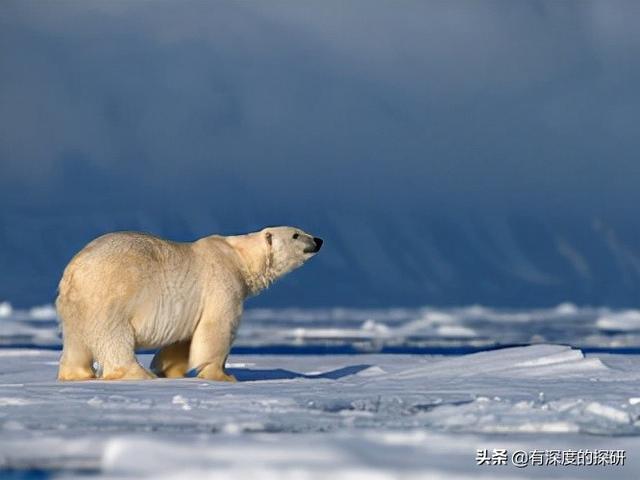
[0,344,639,478]
[2,305,640,478]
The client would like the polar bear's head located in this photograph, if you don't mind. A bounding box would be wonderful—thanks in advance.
[228,226,323,294]
[263,226,323,280]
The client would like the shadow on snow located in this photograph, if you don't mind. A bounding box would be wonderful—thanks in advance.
[226,364,372,382]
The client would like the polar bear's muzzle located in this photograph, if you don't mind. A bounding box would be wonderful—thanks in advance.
[304,237,323,254]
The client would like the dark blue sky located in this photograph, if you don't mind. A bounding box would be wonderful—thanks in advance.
[1,1,640,307]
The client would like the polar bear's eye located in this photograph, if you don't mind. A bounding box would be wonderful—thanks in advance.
[292,233,299,239]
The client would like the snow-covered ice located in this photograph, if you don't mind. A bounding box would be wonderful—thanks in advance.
[5,302,640,352]
[0,345,639,478]
[1,305,640,478]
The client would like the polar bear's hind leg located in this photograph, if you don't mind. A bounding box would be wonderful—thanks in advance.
[94,321,155,380]
[57,291,95,381]
[151,340,191,378]
[58,334,95,381]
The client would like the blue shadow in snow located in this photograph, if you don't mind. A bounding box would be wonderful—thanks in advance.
[226,364,372,382]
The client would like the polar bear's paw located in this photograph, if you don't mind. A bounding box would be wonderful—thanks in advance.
[196,363,237,382]
[102,363,157,381]
[57,365,95,382]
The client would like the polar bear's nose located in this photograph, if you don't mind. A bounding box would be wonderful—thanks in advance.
[313,237,323,251]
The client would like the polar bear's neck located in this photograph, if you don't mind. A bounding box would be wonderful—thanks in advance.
[225,235,276,296]
[239,255,275,296]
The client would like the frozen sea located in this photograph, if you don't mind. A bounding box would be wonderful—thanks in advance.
[1,302,640,479]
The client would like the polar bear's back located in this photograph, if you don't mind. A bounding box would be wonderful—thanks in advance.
[60,231,189,286]
[56,232,198,333]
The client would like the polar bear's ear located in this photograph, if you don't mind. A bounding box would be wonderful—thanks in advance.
[265,231,273,246]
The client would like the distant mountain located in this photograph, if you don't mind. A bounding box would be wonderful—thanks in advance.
[2,209,639,308]
[3,2,640,309]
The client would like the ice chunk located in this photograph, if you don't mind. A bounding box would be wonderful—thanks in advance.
[28,304,57,320]
[584,402,630,424]
[435,325,476,338]
[554,302,579,315]
[0,301,13,317]
[395,345,608,379]
[596,310,640,332]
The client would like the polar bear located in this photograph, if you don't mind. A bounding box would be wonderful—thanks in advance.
[56,227,323,381]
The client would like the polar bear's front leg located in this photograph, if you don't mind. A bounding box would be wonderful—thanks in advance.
[188,306,241,382]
